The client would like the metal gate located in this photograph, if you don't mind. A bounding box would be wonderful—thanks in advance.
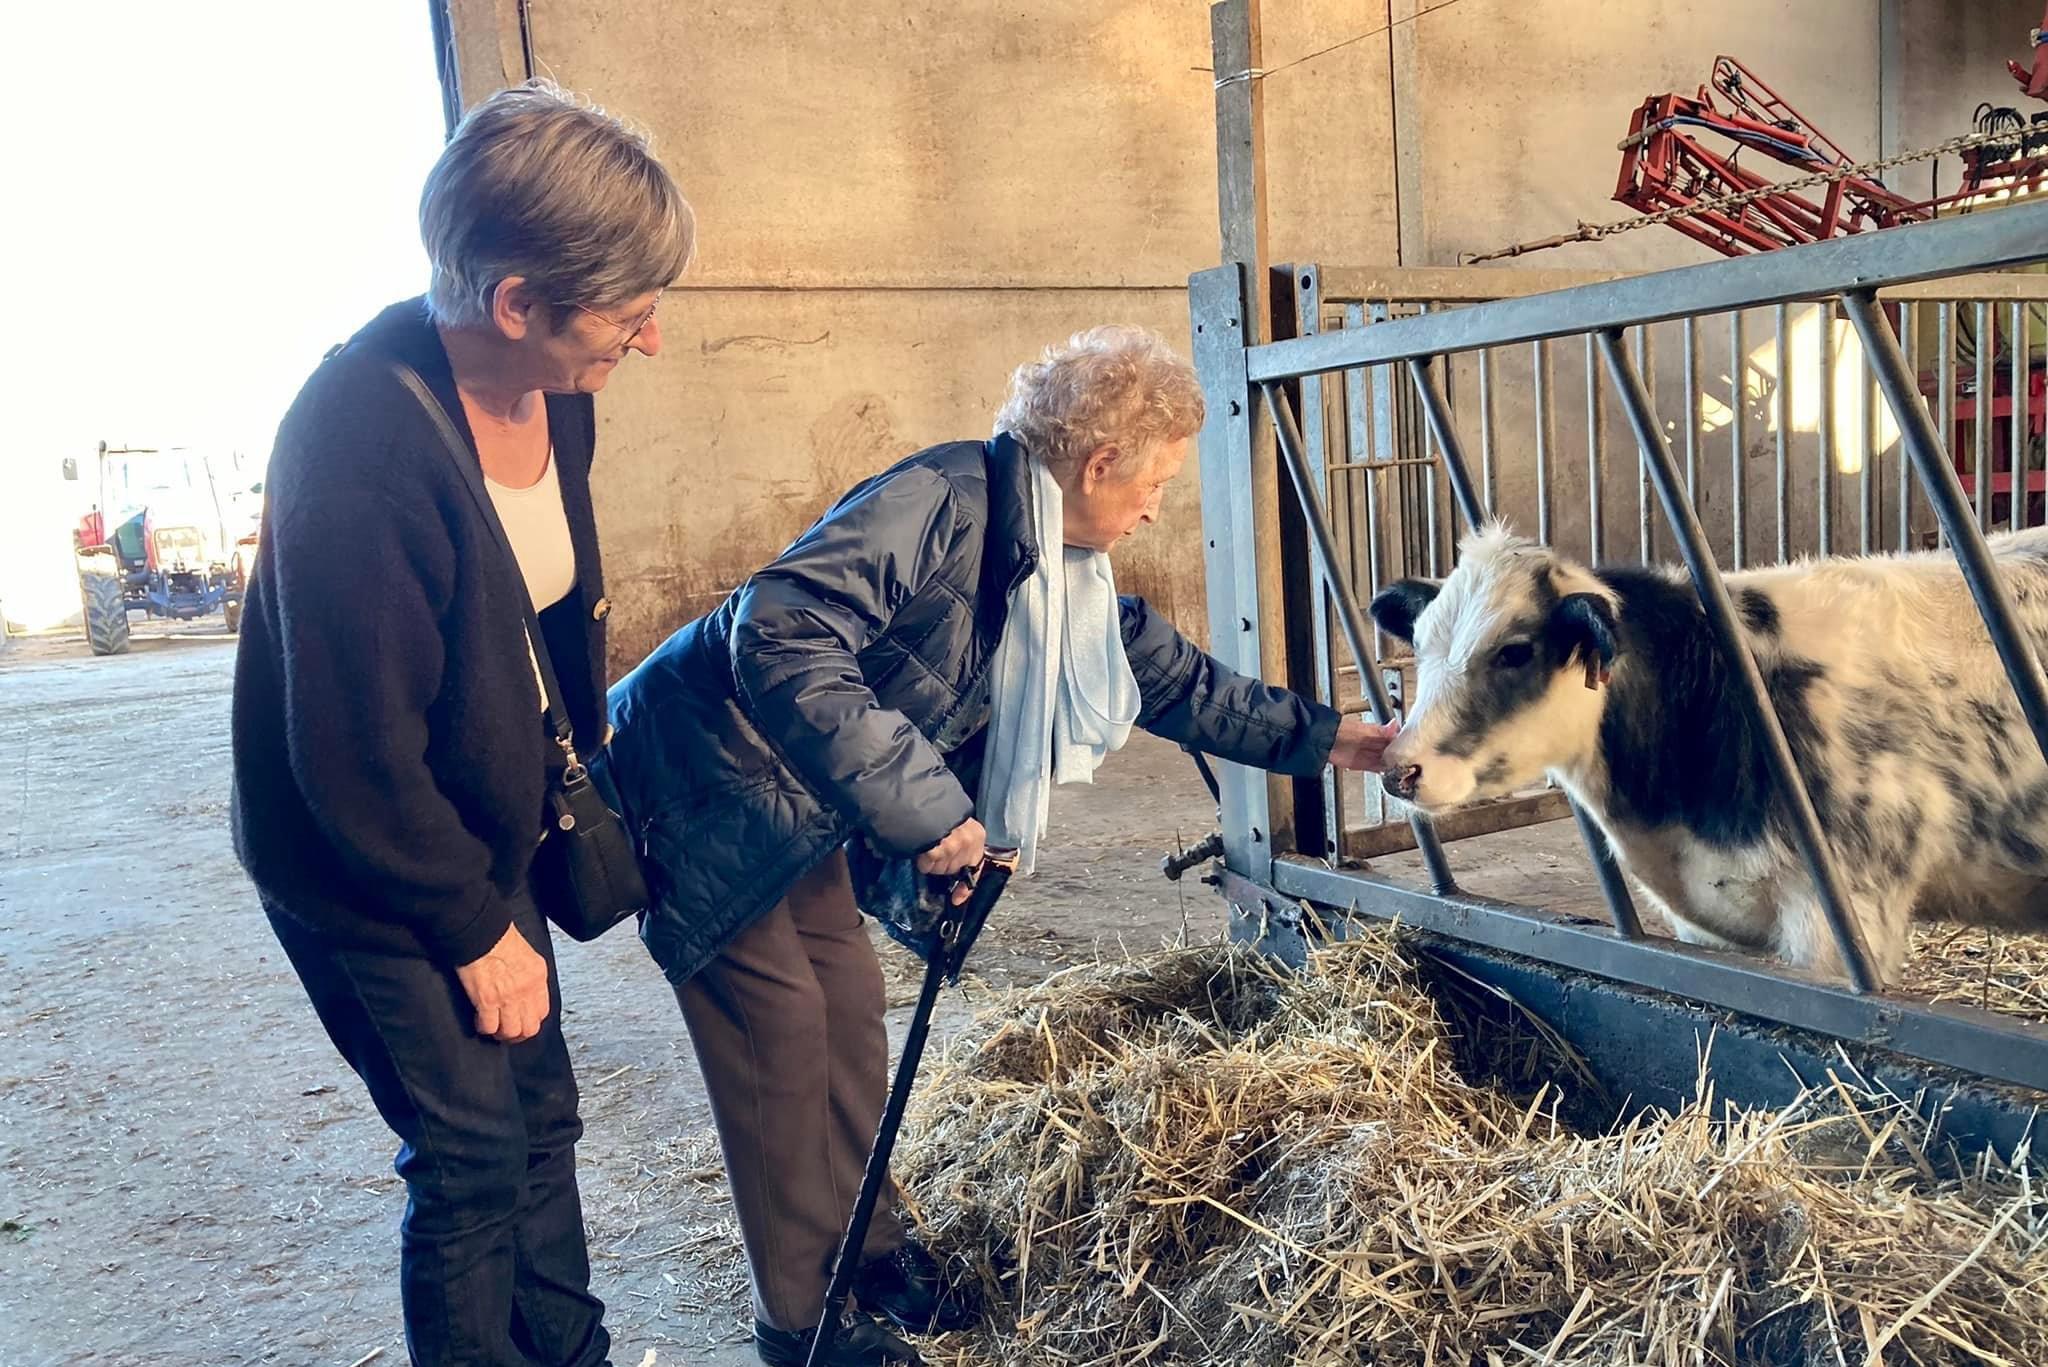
[1196,0,2048,1140]
[1293,267,2048,862]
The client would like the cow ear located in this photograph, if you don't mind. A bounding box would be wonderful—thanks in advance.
[1551,592,1619,680]
[1369,579,1441,643]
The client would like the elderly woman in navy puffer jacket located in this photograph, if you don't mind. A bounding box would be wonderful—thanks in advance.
[598,325,1395,1367]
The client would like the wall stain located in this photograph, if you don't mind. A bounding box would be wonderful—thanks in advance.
[701,330,832,354]
[607,390,915,676]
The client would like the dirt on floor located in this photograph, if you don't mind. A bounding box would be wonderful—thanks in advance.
[0,623,1313,1367]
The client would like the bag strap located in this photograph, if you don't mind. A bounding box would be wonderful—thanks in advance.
[386,358,586,775]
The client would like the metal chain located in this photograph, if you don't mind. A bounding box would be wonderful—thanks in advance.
[1466,124,2033,264]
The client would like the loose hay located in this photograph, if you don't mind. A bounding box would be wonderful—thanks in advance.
[895,929,2048,1367]
[1900,925,2048,1024]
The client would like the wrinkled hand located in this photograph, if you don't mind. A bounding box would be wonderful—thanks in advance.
[454,920,551,1044]
[1328,717,1402,772]
[917,818,987,880]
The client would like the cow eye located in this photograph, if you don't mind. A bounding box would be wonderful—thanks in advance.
[1494,641,1535,669]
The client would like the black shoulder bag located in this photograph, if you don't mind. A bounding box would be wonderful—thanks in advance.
[389,360,650,942]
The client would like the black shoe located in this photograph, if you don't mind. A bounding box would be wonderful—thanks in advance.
[853,1240,982,1335]
[754,1310,923,1367]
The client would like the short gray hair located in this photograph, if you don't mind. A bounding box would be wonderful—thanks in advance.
[421,79,695,328]
[994,325,1206,480]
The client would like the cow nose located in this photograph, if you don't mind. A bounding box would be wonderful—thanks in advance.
[1384,764,1422,800]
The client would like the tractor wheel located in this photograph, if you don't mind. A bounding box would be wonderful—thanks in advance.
[224,601,243,635]
[78,552,132,656]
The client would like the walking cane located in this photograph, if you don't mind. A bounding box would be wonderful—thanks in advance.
[805,849,1020,1367]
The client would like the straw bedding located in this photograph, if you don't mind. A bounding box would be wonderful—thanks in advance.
[1900,925,2048,1024]
[890,929,2048,1367]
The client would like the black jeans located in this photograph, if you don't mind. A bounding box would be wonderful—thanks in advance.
[268,894,610,1367]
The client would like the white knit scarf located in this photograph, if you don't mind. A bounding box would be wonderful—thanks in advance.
[975,458,1142,875]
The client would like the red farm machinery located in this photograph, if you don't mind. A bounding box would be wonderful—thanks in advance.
[1474,15,2048,529]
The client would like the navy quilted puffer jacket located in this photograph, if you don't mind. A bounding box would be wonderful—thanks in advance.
[600,432,1341,985]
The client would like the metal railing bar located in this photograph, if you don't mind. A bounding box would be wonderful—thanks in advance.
[1635,326,1655,563]
[1899,304,1916,553]
[1263,381,1458,894]
[1534,339,1555,543]
[1295,268,1346,862]
[1406,356,1647,941]
[1683,318,1701,502]
[2014,301,2031,534]
[1775,304,1792,564]
[1314,265,2048,306]
[1937,302,1954,549]
[1368,306,1399,609]
[1572,808,1646,938]
[1597,328,1881,992]
[1478,346,1498,516]
[1413,304,1438,578]
[1248,202,2048,382]
[1405,358,1487,529]
[1343,311,1391,834]
[1732,310,1748,570]
[1977,301,1993,530]
[1342,305,1380,649]
[1862,349,1879,555]
[1425,448,1442,577]
[1327,456,1446,474]
[1844,290,2048,767]
[1587,334,1607,562]
[1264,858,2048,1096]
[1818,301,1836,556]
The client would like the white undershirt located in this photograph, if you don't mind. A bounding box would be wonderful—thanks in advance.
[486,447,576,711]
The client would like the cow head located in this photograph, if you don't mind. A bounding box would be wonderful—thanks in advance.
[1367,524,1619,814]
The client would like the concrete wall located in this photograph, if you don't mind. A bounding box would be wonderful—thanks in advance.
[1898,0,2043,200]
[447,1,2040,675]
[448,1,1403,671]
[530,2,1200,667]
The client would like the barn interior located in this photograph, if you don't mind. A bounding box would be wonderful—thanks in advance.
[6,3,2048,1365]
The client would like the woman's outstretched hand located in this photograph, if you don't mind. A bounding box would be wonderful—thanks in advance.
[1328,717,1402,772]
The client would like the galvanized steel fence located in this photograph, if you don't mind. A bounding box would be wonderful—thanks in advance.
[1291,268,2048,861]
[1191,201,2048,1096]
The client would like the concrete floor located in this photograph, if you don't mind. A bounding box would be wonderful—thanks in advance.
[11,622,1493,1366]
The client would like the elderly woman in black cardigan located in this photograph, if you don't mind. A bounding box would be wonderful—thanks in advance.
[234,81,692,1367]
[601,325,1393,1367]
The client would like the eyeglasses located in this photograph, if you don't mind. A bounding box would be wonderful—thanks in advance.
[558,291,662,350]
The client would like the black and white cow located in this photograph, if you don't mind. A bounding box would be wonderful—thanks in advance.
[1366,522,2048,985]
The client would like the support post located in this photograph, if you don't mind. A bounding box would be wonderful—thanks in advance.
[1388,0,1426,265]
[1291,265,1341,859]
[1598,329,1880,992]
[1211,0,1270,326]
[1191,266,1278,881]
[442,0,532,114]
[1878,0,1904,160]
[1210,0,1299,860]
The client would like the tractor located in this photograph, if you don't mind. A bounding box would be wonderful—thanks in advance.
[62,442,262,656]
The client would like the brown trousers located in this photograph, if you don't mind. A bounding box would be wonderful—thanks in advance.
[674,849,906,1332]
